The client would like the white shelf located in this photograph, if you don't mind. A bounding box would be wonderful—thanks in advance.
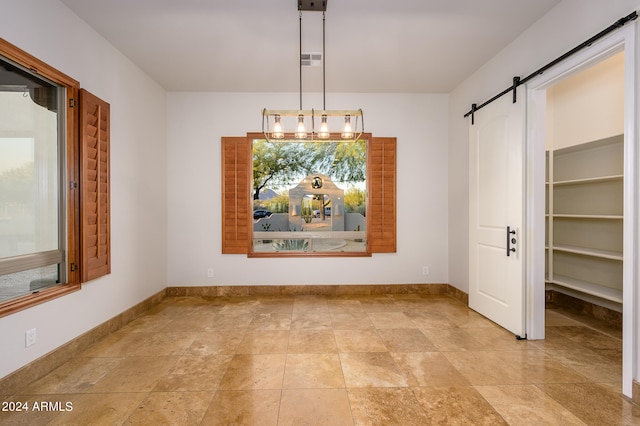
[553,174,623,186]
[552,244,622,261]
[548,274,623,304]
[546,135,624,309]
[552,214,623,220]
[545,282,623,313]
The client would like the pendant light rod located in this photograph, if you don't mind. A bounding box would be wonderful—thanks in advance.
[323,10,326,110]
[299,10,303,111]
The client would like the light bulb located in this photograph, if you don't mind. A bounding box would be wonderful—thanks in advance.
[341,114,353,139]
[318,114,330,139]
[272,114,284,139]
[295,114,307,139]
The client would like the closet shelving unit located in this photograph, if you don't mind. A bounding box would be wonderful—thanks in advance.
[545,134,624,309]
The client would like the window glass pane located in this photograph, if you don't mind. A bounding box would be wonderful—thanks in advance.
[0,264,59,303]
[0,61,60,259]
[252,139,367,254]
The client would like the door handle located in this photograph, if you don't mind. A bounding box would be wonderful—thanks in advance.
[507,226,516,256]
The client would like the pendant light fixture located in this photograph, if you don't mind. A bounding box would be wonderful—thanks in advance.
[262,0,363,142]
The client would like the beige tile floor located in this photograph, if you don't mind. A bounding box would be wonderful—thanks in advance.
[2,294,639,425]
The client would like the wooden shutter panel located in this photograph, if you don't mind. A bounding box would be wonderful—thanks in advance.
[369,137,397,253]
[79,89,111,281]
[222,137,250,254]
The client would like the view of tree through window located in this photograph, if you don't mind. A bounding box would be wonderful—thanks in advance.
[252,139,368,254]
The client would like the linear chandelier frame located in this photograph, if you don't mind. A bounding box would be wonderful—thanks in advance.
[262,108,363,142]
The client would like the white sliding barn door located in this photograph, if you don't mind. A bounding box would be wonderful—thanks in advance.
[469,92,526,337]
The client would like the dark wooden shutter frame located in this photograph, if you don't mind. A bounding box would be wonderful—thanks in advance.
[221,137,251,254]
[368,137,397,253]
[79,89,111,281]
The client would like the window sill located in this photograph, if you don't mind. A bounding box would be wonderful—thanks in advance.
[0,283,81,318]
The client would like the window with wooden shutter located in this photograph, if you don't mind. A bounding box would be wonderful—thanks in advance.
[79,89,111,281]
[368,137,397,253]
[221,135,396,256]
[221,137,251,254]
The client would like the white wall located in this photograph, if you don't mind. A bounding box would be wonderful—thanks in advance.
[547,52,624,150]
[448,0,640,293]
[0,0,167,379]
[167,92,449,287]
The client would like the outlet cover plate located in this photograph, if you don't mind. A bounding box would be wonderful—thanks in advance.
[25,328,36,347]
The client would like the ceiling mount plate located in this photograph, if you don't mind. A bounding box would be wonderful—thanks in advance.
[298,0,327,12]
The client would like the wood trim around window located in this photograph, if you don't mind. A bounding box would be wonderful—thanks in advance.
[0,37,81,318]
[220,133,397,256]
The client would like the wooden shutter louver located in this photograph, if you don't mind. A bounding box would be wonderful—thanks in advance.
[79,89,111,281]
[222,137,250,254]
[369,137,397,253]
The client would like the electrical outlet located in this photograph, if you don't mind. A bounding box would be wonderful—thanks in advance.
[207,268,214,278]
[422,266,429,275]
[25,328,36,347]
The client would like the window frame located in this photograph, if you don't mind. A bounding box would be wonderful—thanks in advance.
[221,132,396,257]
[0,37,81,317]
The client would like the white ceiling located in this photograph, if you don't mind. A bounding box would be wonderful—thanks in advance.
[59,0,562,93]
